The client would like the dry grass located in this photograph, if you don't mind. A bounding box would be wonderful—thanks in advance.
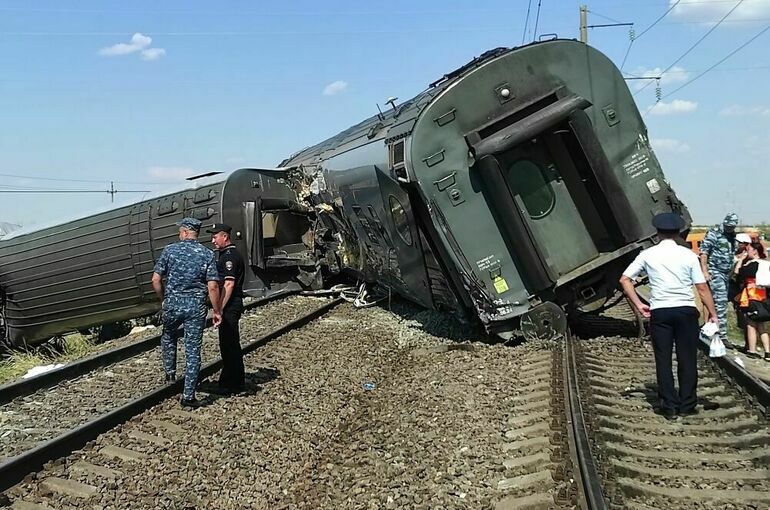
[0,333,96,384]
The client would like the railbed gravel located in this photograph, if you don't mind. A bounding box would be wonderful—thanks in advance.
[578,336,770,509]
[7,301,567,509]
[0,295,326,461]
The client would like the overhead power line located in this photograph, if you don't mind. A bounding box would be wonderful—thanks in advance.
[0,190,149,193]
[621,0,681,70]
[522,0,533,45]
[658,24,770,101]
[635,0,746,96]
[0,172,173,186]
[0,183,151,203]
[532,0,544,43]
[643,23,769,117]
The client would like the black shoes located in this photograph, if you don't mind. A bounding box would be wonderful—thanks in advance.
[165,374,176,383]
[180,397,205,409]
[656,408,679,421]
[679,408,699,417]
[746,351,762,359]
[198,379,243,396]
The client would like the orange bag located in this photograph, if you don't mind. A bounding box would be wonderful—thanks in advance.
[739,278,767,308]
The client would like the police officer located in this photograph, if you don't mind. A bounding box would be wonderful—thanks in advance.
[699,212,739,345]
[620,213,718,419]
[151,217,222,408]
[206,223,245,394]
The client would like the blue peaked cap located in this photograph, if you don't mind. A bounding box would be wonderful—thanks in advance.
[177,217,202,231]
[651,212,685,231]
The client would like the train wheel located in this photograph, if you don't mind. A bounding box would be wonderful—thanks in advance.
[519,301,568,341]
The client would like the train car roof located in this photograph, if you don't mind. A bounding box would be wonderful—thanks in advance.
[280,40,571,168]
[0,172,230,241]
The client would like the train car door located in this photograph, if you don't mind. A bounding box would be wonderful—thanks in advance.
[499,135,598,276]
[128,204,156,302]
[376,168,433,308]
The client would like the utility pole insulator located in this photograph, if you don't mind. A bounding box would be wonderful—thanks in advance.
[580,5,588,44]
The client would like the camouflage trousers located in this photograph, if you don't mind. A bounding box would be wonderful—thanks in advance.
[710,272,729,340]
[160,296,207,400]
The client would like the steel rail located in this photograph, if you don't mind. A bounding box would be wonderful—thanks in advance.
[564,332,609,510]
[697,340,770,414]
[0,290,295,406]
[0,296,342,493]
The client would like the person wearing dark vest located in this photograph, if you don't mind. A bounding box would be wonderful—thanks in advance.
[206,223,246,394]
[620,213,718,420]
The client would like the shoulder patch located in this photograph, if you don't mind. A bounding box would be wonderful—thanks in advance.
[225,260,234,271]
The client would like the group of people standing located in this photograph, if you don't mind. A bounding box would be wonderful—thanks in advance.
[150,217,246,408]
[621,211,769,421]
[699,213,770,359]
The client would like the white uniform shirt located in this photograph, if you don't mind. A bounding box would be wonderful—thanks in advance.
[622,239,706,310]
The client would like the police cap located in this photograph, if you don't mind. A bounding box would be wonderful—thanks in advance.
[205,223,232,234]
[176,217,202,231]
[651,212,685,231]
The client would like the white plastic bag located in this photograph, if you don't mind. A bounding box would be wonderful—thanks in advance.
[709,335,726,358]
[756,260,770,288]
[701,322,719,338]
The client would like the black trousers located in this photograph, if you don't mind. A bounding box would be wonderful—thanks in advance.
[649,306,700,412]
[218,299,245,390]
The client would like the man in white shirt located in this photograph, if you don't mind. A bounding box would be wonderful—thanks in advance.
[620,213,718,420]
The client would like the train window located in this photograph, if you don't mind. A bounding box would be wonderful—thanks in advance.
[390,140,405,167]
[389,195,413,245]
[506,160,555,219]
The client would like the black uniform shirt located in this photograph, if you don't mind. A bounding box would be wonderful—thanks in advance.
[217,244,245,300]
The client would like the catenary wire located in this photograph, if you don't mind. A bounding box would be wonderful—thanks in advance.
[621,0,681,70]
[532,0,543,42]
[0,172,177,185]
[634,0,746,96]
[658,24,770,102]
[522,0,533,45]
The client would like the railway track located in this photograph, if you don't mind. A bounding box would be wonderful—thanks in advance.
[568,333,770,509]
[0,296,340,493]
[0,292,294,404]
[3,302,580,509]
[2,296,768,509]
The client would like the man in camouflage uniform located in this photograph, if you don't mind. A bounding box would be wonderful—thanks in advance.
[151,217,222,408]
[699,212,739,346]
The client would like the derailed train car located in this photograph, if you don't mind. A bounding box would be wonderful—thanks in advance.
[1,40,691,346]
[281,39,690,340]
[0,169,319,347]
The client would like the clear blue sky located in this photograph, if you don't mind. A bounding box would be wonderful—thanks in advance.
[0,0,768,227]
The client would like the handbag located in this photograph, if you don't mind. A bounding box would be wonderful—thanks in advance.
[746,299,770,322]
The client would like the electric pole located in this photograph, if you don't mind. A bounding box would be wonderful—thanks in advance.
[580,5,632,45]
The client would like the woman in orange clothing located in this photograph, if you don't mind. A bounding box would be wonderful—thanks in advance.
[734,242,770,360]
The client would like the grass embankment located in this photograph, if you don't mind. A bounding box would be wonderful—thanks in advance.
[0,334,95,384]
[726,306,747,348]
